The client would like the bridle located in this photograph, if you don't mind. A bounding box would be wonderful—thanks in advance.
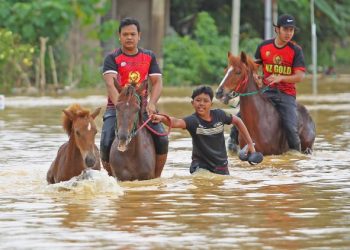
[116,88,171,145]
[221,70,270,108]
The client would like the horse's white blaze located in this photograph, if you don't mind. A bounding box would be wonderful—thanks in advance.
[218,66,233,88]
[88,122,91,131]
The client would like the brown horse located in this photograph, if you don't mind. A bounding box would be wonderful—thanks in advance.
[109,82,158,181]
[215,52,315,155]
[47,104,101,184]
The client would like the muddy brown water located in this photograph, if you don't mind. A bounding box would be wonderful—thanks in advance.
[1,82,350,249]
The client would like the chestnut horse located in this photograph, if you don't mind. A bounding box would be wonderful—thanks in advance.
[109,82,158,181]
[215,52,315,155]
[47,104,101,184]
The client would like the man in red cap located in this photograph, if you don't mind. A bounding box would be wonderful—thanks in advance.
[229,14,305,152]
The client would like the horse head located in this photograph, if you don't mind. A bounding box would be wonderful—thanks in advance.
[114,80,147,152]
[216,51,256,104]
[62,104,101,168]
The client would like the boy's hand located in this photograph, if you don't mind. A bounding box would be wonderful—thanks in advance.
[151,114,162,123]
[247,143,256,154]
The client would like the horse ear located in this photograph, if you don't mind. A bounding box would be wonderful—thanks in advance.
[240,51,247,64]
[91,107,102,119]
[227,51,232,58]
[136,80,148,95]
[113,77,122,93]
[63,109,75,121]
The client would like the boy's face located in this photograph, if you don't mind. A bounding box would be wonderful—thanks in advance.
[191,93,212,117]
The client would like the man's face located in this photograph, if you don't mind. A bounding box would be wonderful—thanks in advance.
[191,93,212,117]
[277,26,295,43]
[119,24,140,51]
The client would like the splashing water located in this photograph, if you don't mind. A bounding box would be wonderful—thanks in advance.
[45,169,124,196]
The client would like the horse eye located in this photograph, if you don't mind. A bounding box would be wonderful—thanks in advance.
[236,70,241,75]
[76,130,80,137]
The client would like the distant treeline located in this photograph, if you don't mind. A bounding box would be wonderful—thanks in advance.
[0,0,349,93]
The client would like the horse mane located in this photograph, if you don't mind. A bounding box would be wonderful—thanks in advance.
[229,53,258,74]
[62,104,90,135]
[118,84,137,101]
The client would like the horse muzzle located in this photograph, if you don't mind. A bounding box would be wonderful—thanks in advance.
[117,134,131,152]
[117,140,128,152]
[85,154,97,168]
[216,88,234,104]
[215,88,224,100]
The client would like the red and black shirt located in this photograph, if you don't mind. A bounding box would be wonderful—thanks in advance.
[255,39,305,96]
[102,48,161,108]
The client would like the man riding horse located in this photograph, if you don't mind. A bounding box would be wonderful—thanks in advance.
[100,17,168,176]
[229,14,306,153]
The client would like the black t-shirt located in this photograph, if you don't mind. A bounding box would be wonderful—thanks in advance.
[183,109,232,168]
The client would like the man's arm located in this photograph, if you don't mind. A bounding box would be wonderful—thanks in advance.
[147,74,162,115]
[266,69,305,85]
[103,73,119,105]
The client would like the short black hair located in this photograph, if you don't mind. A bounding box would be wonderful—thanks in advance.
[191,85,214,101]
[119,17,140,33]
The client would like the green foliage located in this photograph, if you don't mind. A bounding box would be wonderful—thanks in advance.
[279,0,350,66]
[0,29,35,91]
[98,20,120,42]
[0,0,117,91]
[0,1,73,45]
[163,12,229,86]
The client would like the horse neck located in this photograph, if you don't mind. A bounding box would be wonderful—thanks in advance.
[245,73,259,92]
[239,74,265,113]
[67,134,83,160]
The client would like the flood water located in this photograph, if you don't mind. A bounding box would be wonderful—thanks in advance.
[1,82,350,249]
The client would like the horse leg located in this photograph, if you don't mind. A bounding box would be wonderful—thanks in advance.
[46,163,55,184]
[297,104,316,154]
[102,160,113,176]
[155,154,167,178]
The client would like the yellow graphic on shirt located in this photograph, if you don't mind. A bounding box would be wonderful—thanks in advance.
[273,55,282,64]
[128,71,141,83]
[264,55,292,75]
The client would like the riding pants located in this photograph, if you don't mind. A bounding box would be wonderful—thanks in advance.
[264,89,301,151]
[229,89,301,151]
[100,108,169,162]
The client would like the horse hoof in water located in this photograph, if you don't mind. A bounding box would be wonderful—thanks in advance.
[227,138,238,153]
[303,147,313,155]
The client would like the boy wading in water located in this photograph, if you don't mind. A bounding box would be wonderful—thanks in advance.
[152,85,257,175]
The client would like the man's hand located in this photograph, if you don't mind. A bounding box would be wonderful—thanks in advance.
[253,73,263,88]
[266,74,283,85]
[146,102,157,116]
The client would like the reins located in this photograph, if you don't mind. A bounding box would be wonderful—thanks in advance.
[228,74,270,108]
[137,113,172,136]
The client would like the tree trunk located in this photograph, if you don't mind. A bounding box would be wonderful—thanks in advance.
[48,45,58,89]
[35,57,40,89]
[39,37,49,93]
[12,60,31,88]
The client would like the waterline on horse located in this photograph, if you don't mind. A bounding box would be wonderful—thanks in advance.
[46,104,101,184]
[215,51,315,155]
